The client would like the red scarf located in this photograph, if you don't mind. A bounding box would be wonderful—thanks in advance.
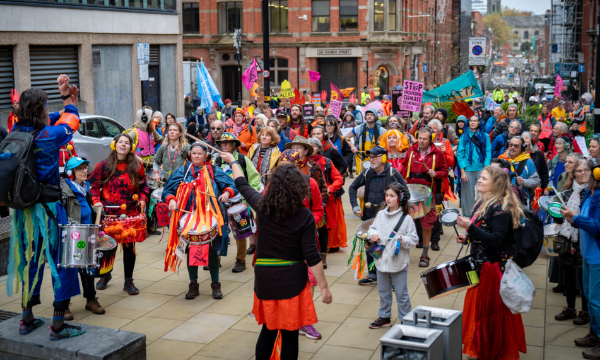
[309,154,325,177]
[322,140,332,153]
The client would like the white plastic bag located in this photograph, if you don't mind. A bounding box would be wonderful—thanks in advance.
[499,259,536,314]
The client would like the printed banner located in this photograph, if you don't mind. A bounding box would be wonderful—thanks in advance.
[421,71,483,102]
[400,81,424,112]
[308,70,321,82]
[330,100,343,119]
[312,93,321,104]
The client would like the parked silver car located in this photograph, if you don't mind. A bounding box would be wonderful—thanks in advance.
[72,114,127,168]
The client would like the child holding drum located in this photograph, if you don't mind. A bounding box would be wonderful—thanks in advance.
[366,183,419,329]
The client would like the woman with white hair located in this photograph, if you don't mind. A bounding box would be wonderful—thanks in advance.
[549,122,570,160]
[548,137,572,190]
[522,131,549,191]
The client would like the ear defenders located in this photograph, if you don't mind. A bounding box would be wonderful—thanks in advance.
[422,125,435,142]
[111,135,135,153]
[381,153,387,164]
[141,109,149,123]
[591,158,600,181]
[188,143,209,161]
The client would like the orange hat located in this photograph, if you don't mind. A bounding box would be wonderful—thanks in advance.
[233,108,246,117]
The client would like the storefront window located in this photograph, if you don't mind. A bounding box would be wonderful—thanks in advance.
[218,2,243,34]
[312,0,330,32]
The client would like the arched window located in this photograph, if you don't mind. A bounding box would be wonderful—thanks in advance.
[374,66,389,96]
[524,30,529,39]
[269,58,289,87]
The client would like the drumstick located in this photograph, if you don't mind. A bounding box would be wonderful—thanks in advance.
[95,208,102,225]
[174,208,193,214]
[186,134,223,154]
[550,185,567,207]
[260,172,271,178]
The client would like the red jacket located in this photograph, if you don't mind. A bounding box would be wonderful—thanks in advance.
[311,156,343,228]
[398,143,448,194]
[302,176,324,225]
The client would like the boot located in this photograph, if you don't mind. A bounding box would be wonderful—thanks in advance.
[576,330,600,347]
[85,297,105,314]
[185,282,200,299]
[64,306,74,321]
[211,282,223,299]
[583,345,600,359]
[232,259,246,273]
[321,253,327,270]
[430,240,440,251]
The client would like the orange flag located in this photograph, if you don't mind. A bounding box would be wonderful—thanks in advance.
[340,88,355,98]
[330,82,345,101]
[444,187,458,204]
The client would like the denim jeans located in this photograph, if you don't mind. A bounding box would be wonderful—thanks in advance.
[376,269,412,320]
[583,260,600,333]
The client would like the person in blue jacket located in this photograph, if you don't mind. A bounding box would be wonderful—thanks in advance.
[456,115,491,216]
[161,143,238,300]
[266,118,290,152]
[561,159,600,356]
[484,107,505,134]
[7,74,86,340]
[498,137,541,203]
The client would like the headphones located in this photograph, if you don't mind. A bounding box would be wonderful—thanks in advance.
[110,134,135,153]
[591,158,600,181]
[421,125,436,142]
[381,153,387,164]
[511,136,527,151]
[141,108,149,123]
[398,185,410,206]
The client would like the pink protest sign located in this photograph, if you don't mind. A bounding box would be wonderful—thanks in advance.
[554,74,563,99]
[400,80,424,112]
[308,70,321,82]
[330,100,343,119]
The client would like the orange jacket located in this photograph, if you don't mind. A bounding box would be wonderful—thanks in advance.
[226,124,257,156]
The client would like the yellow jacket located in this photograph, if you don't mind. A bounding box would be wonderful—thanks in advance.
[361,91,370,105]
[247,144,281,172]
[493,89,504,102]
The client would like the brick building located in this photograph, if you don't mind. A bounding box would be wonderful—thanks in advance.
[182,0,456,102]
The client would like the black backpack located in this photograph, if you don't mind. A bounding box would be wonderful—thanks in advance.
[512,206,544,268]
[0,128,44,209]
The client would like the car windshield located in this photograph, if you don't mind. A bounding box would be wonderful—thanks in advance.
[101,119,123,137]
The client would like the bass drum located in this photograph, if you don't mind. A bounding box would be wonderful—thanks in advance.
[420,257,480,299]
[407,184,433,219]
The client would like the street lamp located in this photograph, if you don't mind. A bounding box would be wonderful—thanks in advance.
[233,29,243,108]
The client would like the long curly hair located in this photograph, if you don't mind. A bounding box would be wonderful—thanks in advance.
[258,163,310,222]
[100,134,143,188]
[161,123,188,152]
[15,88,49,130]
[288,105,306,135]
[473,166,524,229]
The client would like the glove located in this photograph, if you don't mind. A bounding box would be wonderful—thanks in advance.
[353,206,361,216]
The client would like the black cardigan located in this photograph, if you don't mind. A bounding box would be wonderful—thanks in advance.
[530,151,549,190]
[468,201,515,266]
[235,177,322,300]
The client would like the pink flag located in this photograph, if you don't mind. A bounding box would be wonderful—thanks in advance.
[308,70,321,82]
[361,100,385,119]
[554,74,563,99]
[242,58,258,91]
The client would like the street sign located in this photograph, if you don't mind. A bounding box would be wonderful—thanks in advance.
[263,70,270,78]
[422,63,429,73]
[139,64,149,81]
[579,64,585,73]
[469,37,486,65]
[136,43,149,62]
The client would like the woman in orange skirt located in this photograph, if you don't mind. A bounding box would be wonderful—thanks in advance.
[455,166,527,360]
[221,152,332,360]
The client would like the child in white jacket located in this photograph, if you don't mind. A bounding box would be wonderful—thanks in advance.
[367,183,419,329]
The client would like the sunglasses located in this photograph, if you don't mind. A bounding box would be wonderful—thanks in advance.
[211,127,222,130]
[508,143,521,148]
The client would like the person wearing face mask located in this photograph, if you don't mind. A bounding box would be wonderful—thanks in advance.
[288,104,312,138]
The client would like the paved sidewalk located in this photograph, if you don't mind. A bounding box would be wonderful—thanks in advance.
[0,187,586,360]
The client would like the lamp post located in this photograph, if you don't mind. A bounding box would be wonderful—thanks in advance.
[262,0,270,104]
[233,29,243,108]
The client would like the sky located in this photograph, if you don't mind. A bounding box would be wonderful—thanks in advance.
[500,0,552,15]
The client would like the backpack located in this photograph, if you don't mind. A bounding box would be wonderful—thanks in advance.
[511,206,544,268]
[510,160,530,205]
[0,128,44,209]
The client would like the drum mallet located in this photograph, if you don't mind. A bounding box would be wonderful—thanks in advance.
[550,185,567,207]
[185,134,223,154]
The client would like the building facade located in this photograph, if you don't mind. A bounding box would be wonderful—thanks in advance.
[504,16,545,53]
[183,0,458,102]
[487,0,500,14]
[0,1,184,129]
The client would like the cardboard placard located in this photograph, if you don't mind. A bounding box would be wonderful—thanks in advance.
[175,236,189,262]
[278,80,294,98]
[312,93,321,104]
[189,244,209,266]
[400,80,424,112]
[156,203,170,227]
[330,100,343,119]
[302,104,315,120]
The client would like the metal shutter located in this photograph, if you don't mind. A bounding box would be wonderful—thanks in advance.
[0,47,14,109]
[29,46,79,102]
[149,45,160,66]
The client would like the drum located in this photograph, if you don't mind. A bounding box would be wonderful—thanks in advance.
[85,234,118,277]
[355,218,375,240]
[439,208,460,227]
[228,203,253,239]
[407,184,433,219]
[59,224,100,268]
[420,257,480,299]
[178,213,219,244]
[149,188,164,224]
[543,224,561,257]
[361,161,371,173]
[547,202,564,224]
[538,196,552,212]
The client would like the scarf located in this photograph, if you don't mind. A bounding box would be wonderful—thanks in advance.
[252,145,275,178]
[498,152,530,171]
[322,140,332,153]
[68,179,89,197]
[559,180,588,242]
[462,128,487,165]
[232,122,246,137]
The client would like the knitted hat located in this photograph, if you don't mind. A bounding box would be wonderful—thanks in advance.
[435,108,448,120]
[456,115,467,124]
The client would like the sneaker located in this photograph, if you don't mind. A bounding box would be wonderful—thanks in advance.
[358,277,377,285]
[369,317,392,329]
[246,245,256,255]
[576,330,600,347]
[49,323,87,341]
[96,274,112,290]
[64,306,74,321]
[232,259,247,273]
[574,311,592,325]
[555,307,577,321]
[85,297,105,314]
[299,325,322,340]
[123,281,139,295]
[19,318,44,335]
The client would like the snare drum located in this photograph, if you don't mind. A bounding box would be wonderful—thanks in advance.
[59,224,100,268]
[420,257,480,299]
[85,235,118,277]
[355,219,375,240]
[227,203,253,239]
[407,184,433,219]
[543,224,561,256]
[178,213,219,244]
[439,208,460,227]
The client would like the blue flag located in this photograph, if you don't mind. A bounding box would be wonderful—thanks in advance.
[422,71,483,103]
[197,62,213,113]
[485,96,498,110]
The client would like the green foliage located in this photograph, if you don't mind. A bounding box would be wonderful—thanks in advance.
[525,105,541,118]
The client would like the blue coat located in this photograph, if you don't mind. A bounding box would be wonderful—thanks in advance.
[574,190,600,264]
[162,162,238,252]
[277,130,290,152]
[456,129,491,172]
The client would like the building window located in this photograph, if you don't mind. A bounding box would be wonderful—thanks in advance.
[183,3,199,34]
[389,0,396,31]
[374,1,384,31]
[269,1,289,33]
[312,0,330,32]
[218,2,243,34]
[18,0,175,11]
[524,31,529,39]
[534,30,539,35]
[340,0,358,31]
[514,43,518,47]
[0,47,14,110]
[269,58,289,87]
